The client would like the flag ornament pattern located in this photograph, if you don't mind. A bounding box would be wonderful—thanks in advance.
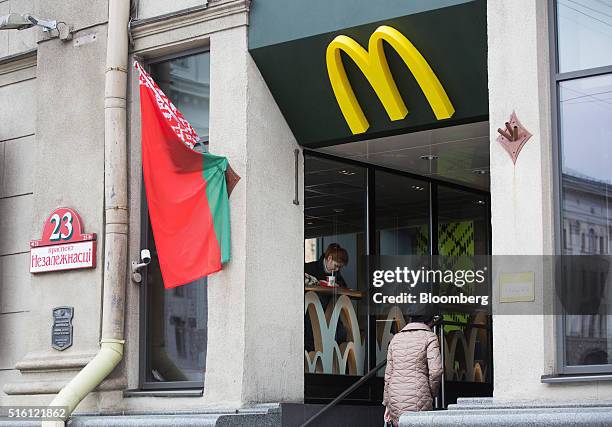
[135,61,199,150]
[135,61,232,288]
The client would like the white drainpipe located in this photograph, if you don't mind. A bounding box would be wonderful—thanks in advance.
[42,0,130,425]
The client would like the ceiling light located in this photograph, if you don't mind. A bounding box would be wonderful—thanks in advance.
[420,154,438,161]
[411,185,425,191]
[338,169,356,176]
[333,208,344,213]
[476,200,486,205]
[472,169,489,175]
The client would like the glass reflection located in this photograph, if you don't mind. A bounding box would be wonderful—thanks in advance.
[304,156,367,376]
[375,171,429,257]
[151,52,210,145]
[560,73,612,366]
[143,52,211,385]
[557,0,612,73]
[437,187,491,384]
[146,225,207,383]
[374,171,430,373]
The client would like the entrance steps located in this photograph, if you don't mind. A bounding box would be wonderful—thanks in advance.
[0,405,281,427]
[280,402,384,426]
[68,405,281,427]
[6,399,612,426]
[400,397,612,426]
[0,403,384,426]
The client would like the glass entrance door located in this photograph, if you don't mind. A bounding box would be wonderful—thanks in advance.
[303,151,492,406]
[436,186,492,406]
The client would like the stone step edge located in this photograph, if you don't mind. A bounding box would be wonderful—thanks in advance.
[449,398,612,410]
[414,407,612,417]
[69,403,281,418]
[400,409,612,427]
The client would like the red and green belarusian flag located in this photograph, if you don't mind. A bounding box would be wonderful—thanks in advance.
[135,61,233,288]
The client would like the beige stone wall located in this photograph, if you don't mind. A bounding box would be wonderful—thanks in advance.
[0,49,36,404]
[121,0,304,411]
[488,0,612,400]
[0,0,37,58]
[136,0,208,21]
[0,0,110,409]
[0,0,303,414]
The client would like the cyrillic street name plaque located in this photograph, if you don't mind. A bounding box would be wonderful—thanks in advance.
[52,307,74,351]
[30,207,96,273]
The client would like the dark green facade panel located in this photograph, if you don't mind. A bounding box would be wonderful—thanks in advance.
[248,0,475,49]
[249,0,488,148]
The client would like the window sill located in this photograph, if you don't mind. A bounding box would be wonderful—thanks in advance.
[541,374,612,384]
[123,389,203,397]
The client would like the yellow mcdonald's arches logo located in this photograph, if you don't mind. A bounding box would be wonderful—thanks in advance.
[326,25,455,135]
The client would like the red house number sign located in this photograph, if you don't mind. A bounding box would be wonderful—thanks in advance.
[30,208,97,273]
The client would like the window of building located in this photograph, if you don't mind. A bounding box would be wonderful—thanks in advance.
[553,0,612,373]
[588,229,596,254]
[304,155,367,388]
[556,0,612,73]
[139,51,210,389]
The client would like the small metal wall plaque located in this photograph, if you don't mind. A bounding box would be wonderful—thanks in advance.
[496,111,532,164]
[52,307,74,351]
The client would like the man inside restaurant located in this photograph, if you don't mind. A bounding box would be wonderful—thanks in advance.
[304,243,349,287]
[304,243,350,352]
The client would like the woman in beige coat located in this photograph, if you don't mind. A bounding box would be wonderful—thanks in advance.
[383,315,443,426]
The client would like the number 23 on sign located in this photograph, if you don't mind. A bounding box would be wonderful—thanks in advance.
[29,207,97,273]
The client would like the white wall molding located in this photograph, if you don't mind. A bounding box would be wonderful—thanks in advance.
[0,49,36,87]
[14,351,98,372]
[131,0,250,55]
[4,377,126,395]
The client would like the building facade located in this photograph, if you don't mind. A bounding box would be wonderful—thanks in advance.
[0,0,611,425]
